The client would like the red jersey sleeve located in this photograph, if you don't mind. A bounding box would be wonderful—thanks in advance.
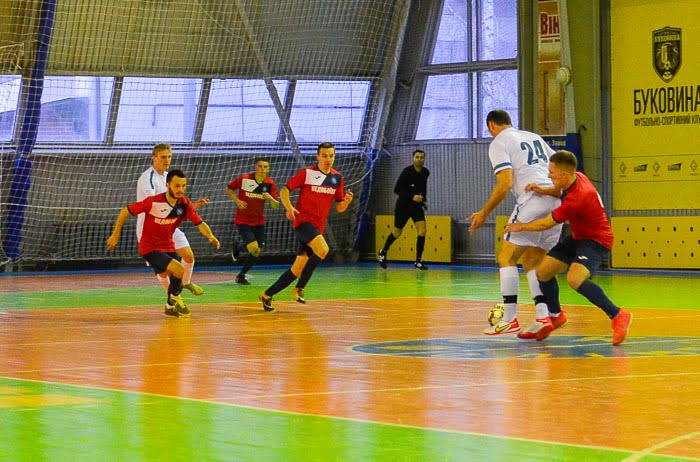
[227,176,242,191]
[334,176,345,202]
[184,197,203,225]
[269,179,279,200]
[285,168,306,191]
[127,196,153,216]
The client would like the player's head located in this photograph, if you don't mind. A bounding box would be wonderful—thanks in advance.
[413,149,425,169]
[549,150,577,189]
[316,142,335,172]
[254,157,271,177]
[151,143,172,174]
[486,109,512,137]
[165,169,187,198]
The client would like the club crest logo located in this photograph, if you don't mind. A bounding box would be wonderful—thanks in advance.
[652,27,681,82]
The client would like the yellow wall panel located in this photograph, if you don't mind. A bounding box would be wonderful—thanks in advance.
[611,216,699,269]
[375,215,451,263]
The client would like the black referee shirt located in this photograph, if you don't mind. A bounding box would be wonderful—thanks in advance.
[394,165,430,207]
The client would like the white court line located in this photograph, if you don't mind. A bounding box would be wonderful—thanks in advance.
[620,431,700,462]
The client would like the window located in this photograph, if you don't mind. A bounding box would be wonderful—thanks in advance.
[202,79,288,142]
[289,80,370,143]
[36,76,114,142]
[0,75,21,141]
[115,77,202,142]
[417,0,518,140]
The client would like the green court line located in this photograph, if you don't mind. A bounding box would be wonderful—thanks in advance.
[1,266,698,311]
[2,376,690,462]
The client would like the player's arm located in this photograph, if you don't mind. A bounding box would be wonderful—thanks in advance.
[504,214,558,233]
[106,207,132,251]
[335,190,354,213]
[262,192,280,209]
[196,221,221,249]
[468,168,512,234]
[226,187,247,209]
[525,183,561,197]
[280,186,298,220]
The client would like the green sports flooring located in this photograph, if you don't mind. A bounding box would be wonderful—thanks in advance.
[1,264,698,461]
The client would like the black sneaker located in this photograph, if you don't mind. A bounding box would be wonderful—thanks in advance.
[378,251,387,269]
[236,274,250,285]
[259,292,274,312]
[232,245,240,263]
[414,260,428,270]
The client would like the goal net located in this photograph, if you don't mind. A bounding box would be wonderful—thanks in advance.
[0,0,410,267]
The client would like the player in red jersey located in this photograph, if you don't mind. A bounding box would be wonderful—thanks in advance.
[226,158,280,285]
[258,142,354,311]
[107,169,221,317]
[504,150,632,344]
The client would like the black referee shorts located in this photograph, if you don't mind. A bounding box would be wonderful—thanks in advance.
[394,203,425,229]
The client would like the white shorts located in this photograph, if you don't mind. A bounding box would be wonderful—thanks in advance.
[504,194,562,251]
[172,228,190,250]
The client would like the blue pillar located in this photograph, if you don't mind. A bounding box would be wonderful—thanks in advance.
[3,0,57,260]
[352,148,380,253]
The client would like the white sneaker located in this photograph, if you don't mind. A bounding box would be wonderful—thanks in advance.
[483,318,521,335]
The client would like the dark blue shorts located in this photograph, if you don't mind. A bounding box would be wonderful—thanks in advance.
[547,234,610,274]
[236,224,265,246]
[143,251,181,274]
[394,203,425,229]
[295,222,321,256]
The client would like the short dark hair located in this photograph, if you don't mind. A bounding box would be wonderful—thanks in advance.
[550,150,578,171]
[486,109,512,127]
[413,149,425,156]
[317,141,335,154]
[254,157,270,165]
[166,169,186,183]
[152,143,171,156]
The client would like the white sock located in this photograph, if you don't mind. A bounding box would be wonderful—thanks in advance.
[183,260,194,285]
[527,269,548,319]
[156,274,170,292]
[500,266,519,321]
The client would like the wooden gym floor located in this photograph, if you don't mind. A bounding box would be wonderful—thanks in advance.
[0,264,698,461]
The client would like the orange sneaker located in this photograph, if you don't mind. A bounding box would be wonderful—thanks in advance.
[518,318,553,340]
[611,310,632,345]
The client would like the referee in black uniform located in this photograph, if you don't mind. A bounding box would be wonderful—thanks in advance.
[378,149,430,270]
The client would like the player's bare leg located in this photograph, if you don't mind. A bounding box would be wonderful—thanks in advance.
[178,246,203,295]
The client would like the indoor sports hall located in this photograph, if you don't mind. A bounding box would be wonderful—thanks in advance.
[1,1,698,461]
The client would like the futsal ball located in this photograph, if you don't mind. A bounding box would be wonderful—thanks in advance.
[487,303,505,326]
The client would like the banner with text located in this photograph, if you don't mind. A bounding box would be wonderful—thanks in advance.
[611,0,700,210]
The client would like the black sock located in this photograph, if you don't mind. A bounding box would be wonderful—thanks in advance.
[416,235,426,261]
[265,270,297,297]
[168,276,183,298]
[296,254,323,289]
[239,255,258,276]
[576,279,620,319]
[539,278,561,314]
[381,234,396,254]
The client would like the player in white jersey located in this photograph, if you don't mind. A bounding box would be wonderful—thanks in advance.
[468,110,563,337]
[136,143,207,296]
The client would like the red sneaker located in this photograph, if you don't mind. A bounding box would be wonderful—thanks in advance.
[518,318,553,340]
[611,310,632,345]
[535,311,567,341]
[550,310,568,329]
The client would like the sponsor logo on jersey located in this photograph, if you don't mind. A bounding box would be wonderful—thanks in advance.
[246,192,265,199]
[311,185,336,194]
[241,178,259,192]
[305,169,327,186]
[150,202,172,218]
[155,217,178,225]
